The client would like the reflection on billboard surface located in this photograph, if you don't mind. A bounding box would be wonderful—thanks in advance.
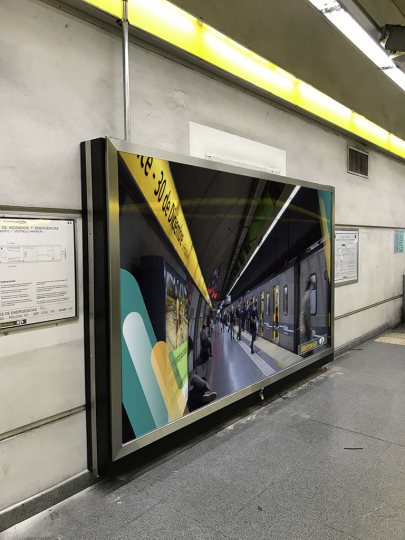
[118,151,332,443]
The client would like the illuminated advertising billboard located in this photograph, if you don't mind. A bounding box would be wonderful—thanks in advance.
[116,146,333,445]
[82,138,334,466]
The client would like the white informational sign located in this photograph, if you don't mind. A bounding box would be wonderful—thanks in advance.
[0,217,76,330]
[335,229,359,285]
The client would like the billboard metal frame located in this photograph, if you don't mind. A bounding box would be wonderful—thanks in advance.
[82,136,335,473]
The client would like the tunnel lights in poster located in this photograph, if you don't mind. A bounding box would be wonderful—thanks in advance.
[228,186,301,297]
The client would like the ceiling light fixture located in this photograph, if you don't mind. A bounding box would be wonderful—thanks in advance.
[307,0,405,92]
[380,24,405,54]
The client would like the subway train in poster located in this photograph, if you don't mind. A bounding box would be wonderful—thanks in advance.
[228,242,330,356]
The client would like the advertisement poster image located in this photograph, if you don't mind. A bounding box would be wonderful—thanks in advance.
[118,151,332,443]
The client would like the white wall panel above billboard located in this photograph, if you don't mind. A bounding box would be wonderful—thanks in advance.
[189,122,287,176]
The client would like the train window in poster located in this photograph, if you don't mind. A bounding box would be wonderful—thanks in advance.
[272,285,280,344]
[310,273,317,315]
[117,150,332,443]
[259,291,265,335]
[283,285,288,316]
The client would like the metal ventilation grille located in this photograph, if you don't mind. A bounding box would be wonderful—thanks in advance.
[348,147,368,177]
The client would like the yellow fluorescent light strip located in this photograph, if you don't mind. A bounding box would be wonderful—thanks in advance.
[83,0,405,160]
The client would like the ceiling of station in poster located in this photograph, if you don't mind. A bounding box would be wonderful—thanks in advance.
[119,152,329,303]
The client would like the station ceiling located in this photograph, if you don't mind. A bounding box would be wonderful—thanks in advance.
[343,0,405,70]
[171,0,405,141]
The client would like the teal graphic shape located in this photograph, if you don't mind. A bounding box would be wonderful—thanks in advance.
[120,268,168,438]
[318,190,332,237]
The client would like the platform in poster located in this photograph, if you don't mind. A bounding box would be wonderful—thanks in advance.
[0,217,76,330]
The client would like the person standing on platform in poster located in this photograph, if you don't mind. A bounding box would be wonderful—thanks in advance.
[206,314,211,337]
[200,323,212,357]
[236,299,243,340]
[229,307,235,340]
[220,311,225,333]
[241,301,247,332]
[250,300,258,354]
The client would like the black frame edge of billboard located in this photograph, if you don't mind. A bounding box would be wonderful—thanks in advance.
[81,137,112,476]
[80,141,92,472]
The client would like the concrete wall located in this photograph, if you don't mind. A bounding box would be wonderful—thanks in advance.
[1,0,405,512]
[0,0,123,513]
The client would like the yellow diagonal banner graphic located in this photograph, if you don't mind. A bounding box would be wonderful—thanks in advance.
[120,152,210,304]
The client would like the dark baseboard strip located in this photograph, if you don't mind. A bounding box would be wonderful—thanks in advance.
[0,471,97,533]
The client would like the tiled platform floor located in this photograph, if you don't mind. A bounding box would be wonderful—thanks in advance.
[3,329,405,539]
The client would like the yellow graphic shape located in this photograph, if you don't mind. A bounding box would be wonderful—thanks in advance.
[319,198,331,283]
[151,341,187,421]
[120,151,210,305]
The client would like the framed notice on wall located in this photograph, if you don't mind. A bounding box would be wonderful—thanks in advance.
[394,229,404,254]
[335,229,359,286]
[0,217,77,331]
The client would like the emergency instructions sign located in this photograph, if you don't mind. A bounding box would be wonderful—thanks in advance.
[335,229,358,285]
[0,217,76,330]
